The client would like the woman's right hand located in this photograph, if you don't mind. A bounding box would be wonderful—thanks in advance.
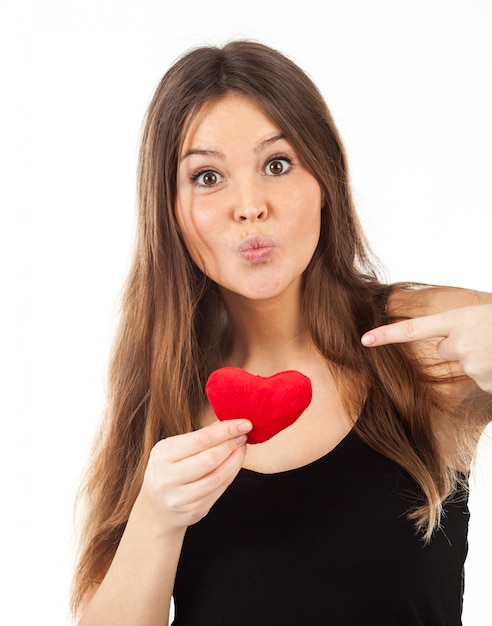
[78,420,253,625]
[137,419,253,534]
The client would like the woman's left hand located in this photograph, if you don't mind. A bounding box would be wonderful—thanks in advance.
[361,304,492,393]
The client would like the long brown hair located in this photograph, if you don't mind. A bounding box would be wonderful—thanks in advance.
[71,40,474,615]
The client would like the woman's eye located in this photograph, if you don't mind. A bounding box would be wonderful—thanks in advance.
[265,157,292,176]
[192,170,223,186]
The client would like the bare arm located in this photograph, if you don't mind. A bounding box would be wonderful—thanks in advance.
[78,419,252,626]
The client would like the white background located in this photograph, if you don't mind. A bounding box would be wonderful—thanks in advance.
[1,1,491,624]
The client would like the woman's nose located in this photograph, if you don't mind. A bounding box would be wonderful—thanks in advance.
[233,181,269,222]
[235,205,267,221]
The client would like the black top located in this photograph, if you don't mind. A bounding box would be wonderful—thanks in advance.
[172,430,469,625]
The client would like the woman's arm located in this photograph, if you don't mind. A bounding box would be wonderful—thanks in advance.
[78,419,252,626]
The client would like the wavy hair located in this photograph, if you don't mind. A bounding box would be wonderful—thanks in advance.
[71,40,476,616]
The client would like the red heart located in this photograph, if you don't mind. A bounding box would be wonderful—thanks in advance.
[205,367,312,444]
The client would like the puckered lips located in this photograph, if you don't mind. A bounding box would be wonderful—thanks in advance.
[237,235,275,264]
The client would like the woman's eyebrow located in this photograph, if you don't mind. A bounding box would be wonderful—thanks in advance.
[256,134,286,152]
[181,148,224,161]
[180,135,286,161]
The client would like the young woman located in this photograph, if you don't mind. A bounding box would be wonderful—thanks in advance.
[71,41,492,625]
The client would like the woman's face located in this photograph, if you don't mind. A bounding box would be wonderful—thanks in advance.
[175,93,323,303]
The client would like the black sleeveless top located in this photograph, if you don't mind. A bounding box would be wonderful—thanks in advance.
[172,430,469,625]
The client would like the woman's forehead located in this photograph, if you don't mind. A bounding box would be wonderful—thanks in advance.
[179,93,280,155]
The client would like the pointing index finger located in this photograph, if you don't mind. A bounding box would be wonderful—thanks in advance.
[361,310,457,347]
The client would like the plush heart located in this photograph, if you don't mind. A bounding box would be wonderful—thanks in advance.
[205,367,312,444]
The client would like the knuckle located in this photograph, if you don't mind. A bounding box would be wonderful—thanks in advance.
[210,451,241,490]
[224,420,240,437]
[461,357,481,381]
[150,435,182,462]
[450,334,474,361]
[145,460,170,493]
[198,448,221,474]
[404,319,418,339]
[455,338,471,357]
[209,469,230,491]
[148,444,170,470]
[149,438,167,458]
[146,441,177,491]
[191,428,217,454]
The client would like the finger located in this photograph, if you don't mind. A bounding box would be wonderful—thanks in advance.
[155,418,252,464]
[174,445,247,507]
[361,310,459,347]
[170,432,249,485]
[164,446,247,525]
[434,336,462,363]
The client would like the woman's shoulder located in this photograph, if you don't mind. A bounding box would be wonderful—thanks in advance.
[386,282,491,320]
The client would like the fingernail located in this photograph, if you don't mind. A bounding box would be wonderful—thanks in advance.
[238,420,253,433]
[235,434,248,445]
[361,333,376,346]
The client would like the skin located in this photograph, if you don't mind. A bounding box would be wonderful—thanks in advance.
[79,419,253,626]
[176,93,352,472]
[79,92,333,626]
[78,93,492,625]
[362,303,492,394]
[175,93,323,305]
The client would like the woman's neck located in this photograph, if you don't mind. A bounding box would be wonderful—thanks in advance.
[220,286,316,374]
